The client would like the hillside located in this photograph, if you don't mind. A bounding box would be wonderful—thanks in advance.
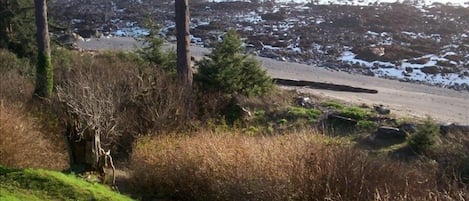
[0,166,134,201]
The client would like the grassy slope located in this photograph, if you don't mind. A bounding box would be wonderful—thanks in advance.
[0,166,134,201]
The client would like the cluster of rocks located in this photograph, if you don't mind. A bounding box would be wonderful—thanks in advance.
[49,0,469,91]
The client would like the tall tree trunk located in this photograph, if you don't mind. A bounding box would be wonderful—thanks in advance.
[0,0,11,44]
[34,0,53,98]
[6,0,11,38]
[175,0,193,87]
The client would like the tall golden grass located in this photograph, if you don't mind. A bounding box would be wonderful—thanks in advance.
[130,131,468,201]
[0,49,69,170]
[0,104,69,170]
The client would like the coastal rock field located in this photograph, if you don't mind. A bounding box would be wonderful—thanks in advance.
[50,0,469,91]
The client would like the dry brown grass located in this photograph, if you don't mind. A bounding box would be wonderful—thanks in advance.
[0,103,69,170]
[0,49,69,170]
[130,131,468,201]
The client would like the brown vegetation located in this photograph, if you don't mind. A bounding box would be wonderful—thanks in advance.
[129,131,468,201]
[53,51,191,160]
[0,50,68,170]
[0,104,69,170]
[2,46,469,201]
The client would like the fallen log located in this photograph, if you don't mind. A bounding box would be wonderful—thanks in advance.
[273,78,378,94]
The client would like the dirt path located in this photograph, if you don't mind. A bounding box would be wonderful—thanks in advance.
[76,37,469,124]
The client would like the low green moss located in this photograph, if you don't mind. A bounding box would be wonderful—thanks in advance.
[339,106,368,121]
[286,106,322,122]
[0,166,134,201]
[358,120,377,130]
[321,100,345,110]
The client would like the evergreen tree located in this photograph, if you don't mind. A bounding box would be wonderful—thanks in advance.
[196,30,273,97]
[0,0,36,58]
[136,18,176,73]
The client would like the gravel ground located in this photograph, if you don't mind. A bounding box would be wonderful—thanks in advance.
[76,37,469,124]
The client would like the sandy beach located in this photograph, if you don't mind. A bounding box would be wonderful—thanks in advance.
[76,37,469,124]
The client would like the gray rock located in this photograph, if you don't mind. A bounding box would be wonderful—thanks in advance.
[398,123,417,134]
[440,123,469,135]
[405,67,413,73]
[328,113,358,126]
[375,126,407,139]
[374,105,390,115]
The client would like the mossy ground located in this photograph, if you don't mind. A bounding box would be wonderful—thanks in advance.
[0,166,134,201]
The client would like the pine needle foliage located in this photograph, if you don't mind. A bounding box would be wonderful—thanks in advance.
[195,30,273,97]
[136,18,176,73]
[408,118,441,154]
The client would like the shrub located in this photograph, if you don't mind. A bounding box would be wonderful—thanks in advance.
[0,49,33,76]
[339,106,368,120]
[407,118,441,154]
[0,49,68,170]
[286,106,322,122]
[51,47,74,71]
[432,131,469,184]
[357,120,376,130]
[0,51,34,104]
[136,19,176,72]
[0,104,69,170]
[195,30,273,97]
[321,100,345,110]
[54,52,191,159]
[129,131,464,201]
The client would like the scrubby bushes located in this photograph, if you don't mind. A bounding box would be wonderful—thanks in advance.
[196,30,273,97]
[54,51,191,158]
[136,19,177,73]
[0,49,69,170]
[0,102,68,170]
[129,131,466,201]
[408,118,441,154]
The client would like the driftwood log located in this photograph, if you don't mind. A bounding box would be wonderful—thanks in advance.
[273,78,378,94]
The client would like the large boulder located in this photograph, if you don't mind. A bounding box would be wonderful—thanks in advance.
[398,123,417,134]
[327,113,358,126]
[421,66,440,74]
[374,105,390,115]
[375,126,408,139]
[440,123,469,135]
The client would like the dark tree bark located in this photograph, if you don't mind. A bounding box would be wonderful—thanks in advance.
[175,0,193,87]
[34,0,53,98]
[0,0,12,46]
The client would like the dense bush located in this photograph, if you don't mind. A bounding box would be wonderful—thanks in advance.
[0,49,33,76]
[0,0,36,59]
[0,102,69,170]
[129,131,466,201]
[408,118,441,154]
[196,30,273,97]
[0,49,34,103]
[54,51,191,158]
[136,19,177,72]
[0,49,68,170]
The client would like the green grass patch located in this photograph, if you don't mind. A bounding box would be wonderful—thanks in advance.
[358,120,377,130]
[339,106,368,121]
[321,100,345,110]
[0,166,134,201]
[286,106,322,122]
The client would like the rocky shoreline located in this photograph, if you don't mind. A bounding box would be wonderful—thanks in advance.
[50,0,469,91]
